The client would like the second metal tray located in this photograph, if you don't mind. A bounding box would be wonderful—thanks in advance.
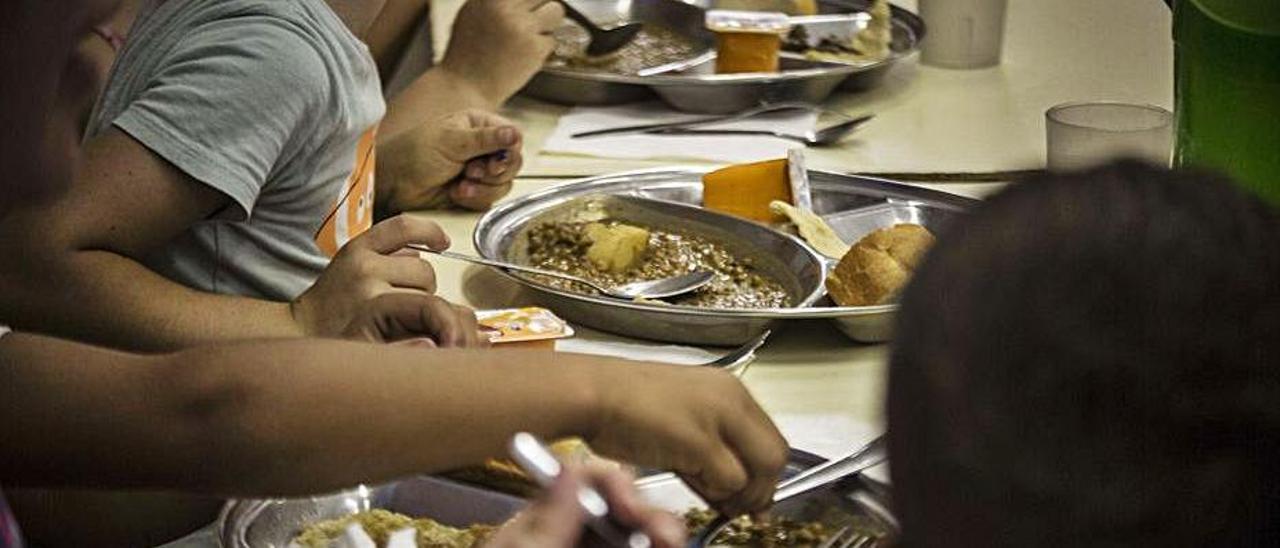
[218,450,897,547]
[522,0,924,113]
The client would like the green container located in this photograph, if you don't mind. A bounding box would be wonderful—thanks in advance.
[1173,0,1280,204]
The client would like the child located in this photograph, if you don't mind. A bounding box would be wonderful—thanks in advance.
[888,162,1280,546]
[0,0,548,351]
[0,3,788,546]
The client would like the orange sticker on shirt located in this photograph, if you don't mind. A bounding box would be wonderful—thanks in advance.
[316,126,378,257]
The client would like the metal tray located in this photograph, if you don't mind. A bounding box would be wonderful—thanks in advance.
[473,168,978,345]
[522,0,923,113]
[484,193,827,346]
[217,450,897,547]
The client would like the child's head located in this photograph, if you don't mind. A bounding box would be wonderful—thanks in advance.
[0,0,119,207]
[888,161,1280,546]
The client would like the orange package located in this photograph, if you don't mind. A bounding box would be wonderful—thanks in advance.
[476,307,575,349]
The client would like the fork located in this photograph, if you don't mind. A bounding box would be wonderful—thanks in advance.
[649,115,874,147]
[688,435,887,547]
[817,526,878,548]
[702,330,771,375]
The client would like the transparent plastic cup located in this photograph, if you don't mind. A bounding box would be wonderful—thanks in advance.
[1045,102,1173,170]
[919,0,1008,69]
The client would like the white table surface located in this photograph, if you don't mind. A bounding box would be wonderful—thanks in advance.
[418,0,1173,462]
[431,0,1173,178]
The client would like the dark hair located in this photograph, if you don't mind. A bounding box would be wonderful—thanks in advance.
[888,161,1280,547]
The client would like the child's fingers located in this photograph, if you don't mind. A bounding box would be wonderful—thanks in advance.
[533,1,565,33]
[392,337,438,348]
[346,215,450,254]
[582,465,686,547]
[370,255,438,294]
[464,149,521,183]
[451,181,513,211]
[445,124,521,163]
[489,148,523,177]
[490,469,588,547]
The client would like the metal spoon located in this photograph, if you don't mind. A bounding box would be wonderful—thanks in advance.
[409,245,714,300]
[556,0,644,57]
[690,435,888,548]
[649,114,874,147]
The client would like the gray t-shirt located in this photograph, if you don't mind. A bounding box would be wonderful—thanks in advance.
[88,0,385,300]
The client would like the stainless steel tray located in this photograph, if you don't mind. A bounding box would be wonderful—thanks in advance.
[480,193,827,346]
[217,450,897,547]
[473,168,978,345]
[522,0,924,114]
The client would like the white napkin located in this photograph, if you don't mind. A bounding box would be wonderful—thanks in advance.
[555,338,720,366]
[542,101,818,163]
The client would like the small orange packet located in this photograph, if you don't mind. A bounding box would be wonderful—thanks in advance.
[476,307,575,346]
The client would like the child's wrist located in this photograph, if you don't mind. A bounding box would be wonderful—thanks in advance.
[435,61,504,108]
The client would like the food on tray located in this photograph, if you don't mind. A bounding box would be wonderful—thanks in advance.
[783,0,893,64]
[706,10,791,73]
[292,509,496,548]
[703,158,793,223]
[685,507,892,547]
[826,224,934,306]
[548,24,703,75]
[684,508,831,546]
[524,219,791,308]
[585,222,651,273]
[770,201,850,259]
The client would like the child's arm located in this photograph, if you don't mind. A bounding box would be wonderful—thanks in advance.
[364,0,432,86]
[0,129,478,351]
[0,333,788,513]
[375,0,564,141]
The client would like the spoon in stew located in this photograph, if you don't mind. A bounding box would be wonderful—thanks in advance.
[408,245,715,300]
[555,0,644,57]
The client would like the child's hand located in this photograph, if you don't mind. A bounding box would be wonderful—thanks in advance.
[380,110,523,213]
[337,292,487,347]
[290,215,486,347]
[483,463,686,548]
[581,365,791,518]
[441,0,564,105]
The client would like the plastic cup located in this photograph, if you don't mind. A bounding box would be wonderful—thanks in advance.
[1046,102,1174,170]
[918,0,1008,69]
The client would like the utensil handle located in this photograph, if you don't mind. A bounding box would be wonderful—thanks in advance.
[772,435,887,502]
[409,245,598,289]
[651,128,809,144]
[706,330,771,368]
[510,433,652,548]
[574,102,815,139]
[556,0,599,32]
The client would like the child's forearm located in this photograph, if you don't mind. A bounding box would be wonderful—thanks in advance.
[0,334,596,495]
[0,249,303,352]
[1,334,787,512]
[379,65,501,144]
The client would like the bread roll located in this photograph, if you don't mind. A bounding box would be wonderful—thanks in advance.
[826,224,935,306]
